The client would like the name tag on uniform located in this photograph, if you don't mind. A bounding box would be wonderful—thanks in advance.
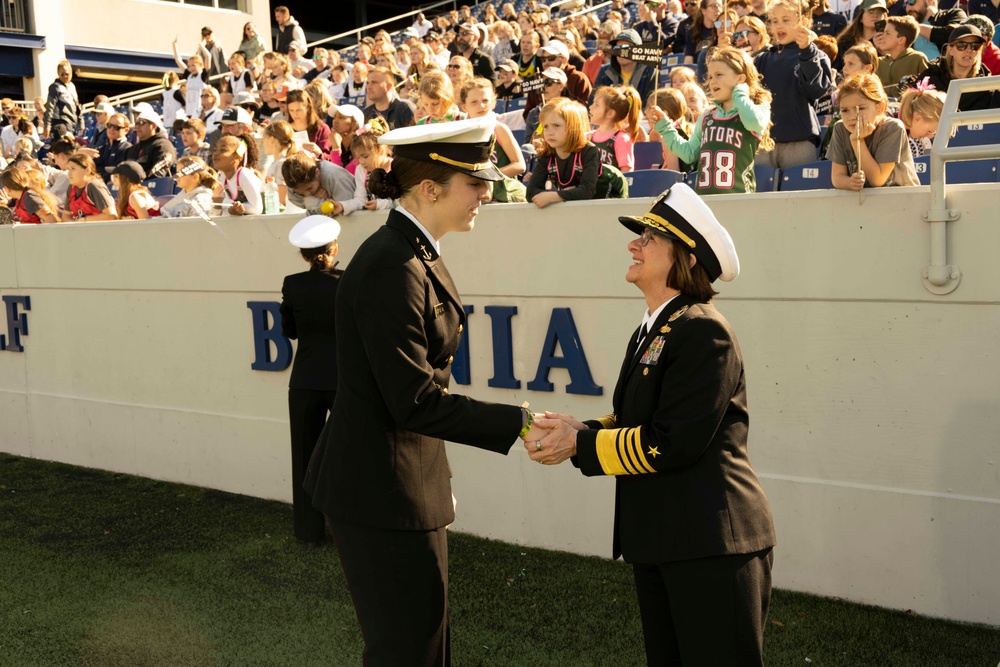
[640,336,666,366]
[433,303,445,318]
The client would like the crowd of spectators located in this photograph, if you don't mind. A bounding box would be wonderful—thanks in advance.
[2,0,999,223]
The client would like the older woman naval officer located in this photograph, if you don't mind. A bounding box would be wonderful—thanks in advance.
[303,115,549,667]
[280,215,343,548]
[532,184,776,667]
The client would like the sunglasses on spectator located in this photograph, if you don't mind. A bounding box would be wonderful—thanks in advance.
[447,63,462,69]
[874,19,887,32]
[905,0,918,5]
[200,94,213,98]
[135,120,151,127]
[107,124,126,131]
[950,40,983,51]
[542,55,560,61]
[733,29,752,40]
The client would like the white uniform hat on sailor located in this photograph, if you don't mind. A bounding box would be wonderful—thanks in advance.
[378,114,505,181]
[288,215,342,249]
[619,183,740,282]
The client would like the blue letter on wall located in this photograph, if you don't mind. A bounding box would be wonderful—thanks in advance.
[452,305,474,385]
[1,295,31,352]
[485,305,520,389]
[247,301,292,371]
[527,308,602,396]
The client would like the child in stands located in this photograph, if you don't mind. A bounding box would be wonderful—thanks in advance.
[754,0,834,169]
[162,157,217,218]
[645,87,695,172]
[652,47,773,193]
[212,135,263,215]
[524,68,568,142]
[678,81,709,124]
[226,52,257,97]
[526,97,628,208]
[829,73,919,190]
[415,70,466,124]
[263,120,300,211]
[820,42,880,158]
[62,154,117,221]
[329,104,363,174]
[173,43,210,118]
[329,117,395,215]
[0,165,59,223]
[588,85,642,172]
[898,83,945,158]
[112,161,161,219]
[461,77,527,202]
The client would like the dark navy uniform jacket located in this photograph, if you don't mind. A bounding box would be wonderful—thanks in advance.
[575,294,776,564]
[304,209,522,531]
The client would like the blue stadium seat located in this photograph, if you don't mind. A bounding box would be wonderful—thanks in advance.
[754,164,780,192]
[508,97,528,111]
[949,123,1000,147]
[634,141,663,170]
[626,169,685,197]
[684,170,698,188]
[494,100,507,114]
[144,177,176,197]
[779,160,832,191]
[911,155,997,185]
[945,158,999,183]
[663,53,683,67]
[583,40,597,51]
[521,148,535,180]
[913,155,930,185]
[511,128,525,145]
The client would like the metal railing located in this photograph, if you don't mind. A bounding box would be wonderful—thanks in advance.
[923,74,1000,295]
[564,0,611,19]
[307,0,460,50]
[0,0,27,33]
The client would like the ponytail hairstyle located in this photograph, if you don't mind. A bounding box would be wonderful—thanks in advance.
[350,116,391,154]
[263,119,300,157]
[368,157,455,201]
[593,85,642,143]
[705,47,774,152]
[0,165,59,216]
[898,85,946,129]
[300,242,339,270]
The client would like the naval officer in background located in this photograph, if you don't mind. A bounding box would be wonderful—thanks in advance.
[532,184,776,666]
[280,215,343,548]
[304,116,549,667]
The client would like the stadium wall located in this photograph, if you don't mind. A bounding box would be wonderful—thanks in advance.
[1,185,998,627]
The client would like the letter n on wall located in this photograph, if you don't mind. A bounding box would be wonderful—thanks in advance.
[247,301,292,371]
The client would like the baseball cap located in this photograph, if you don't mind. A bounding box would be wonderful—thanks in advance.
[91,102,115,116]
[539,41,570,59]
[948,24,987,43]
[288,40,306,53]
[113,160,147,183]
[496,59,518,73]
[221,106,253,126]
[273,85,290,101]
[613,29,643,46]
[541,67,568,84]
[232,91,260,108]
[334,103,364,127]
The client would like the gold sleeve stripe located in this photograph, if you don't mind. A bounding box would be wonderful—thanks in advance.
[629,428,656,474]
[595,428,631,475]
[616,429,640,475]
[596,414,617,429]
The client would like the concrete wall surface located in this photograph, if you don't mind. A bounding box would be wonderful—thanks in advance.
[1,184,998,626]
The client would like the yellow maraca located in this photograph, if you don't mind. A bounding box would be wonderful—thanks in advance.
[320,200,335,216]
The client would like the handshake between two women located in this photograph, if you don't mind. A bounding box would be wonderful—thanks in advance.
[520,411,588,466]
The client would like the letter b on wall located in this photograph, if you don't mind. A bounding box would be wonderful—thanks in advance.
[247,301,292,371]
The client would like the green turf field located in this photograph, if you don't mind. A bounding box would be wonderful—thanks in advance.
[1,453,997,666]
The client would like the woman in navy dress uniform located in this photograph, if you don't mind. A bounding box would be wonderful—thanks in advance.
[280,215,343,547]
[532,183,776,667]
[303,115,547,667]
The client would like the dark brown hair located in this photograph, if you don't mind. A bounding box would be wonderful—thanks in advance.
[368,155,455,200]
[666,238,718,301]
[281,152,319,188]
[300,242,338,269]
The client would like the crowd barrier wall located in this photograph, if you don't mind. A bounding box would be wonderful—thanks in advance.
[2,184,998,626]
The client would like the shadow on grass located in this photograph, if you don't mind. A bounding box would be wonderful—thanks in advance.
[1,453,998,667]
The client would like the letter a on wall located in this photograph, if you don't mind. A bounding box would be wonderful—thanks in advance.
[527,308,602,396]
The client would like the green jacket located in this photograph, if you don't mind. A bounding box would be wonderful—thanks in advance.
[877,49,929,97]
